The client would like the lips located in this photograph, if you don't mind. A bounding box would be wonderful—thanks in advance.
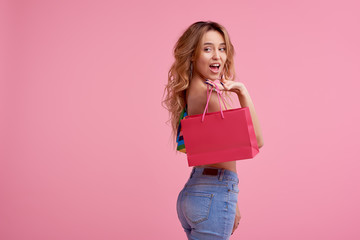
[209,66,219,73]
[209,64,220,73]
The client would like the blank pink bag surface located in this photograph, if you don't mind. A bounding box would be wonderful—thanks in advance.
[181,80,259,167]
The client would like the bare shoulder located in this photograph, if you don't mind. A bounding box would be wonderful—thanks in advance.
[186,80,207,116]
[186,80,232,115]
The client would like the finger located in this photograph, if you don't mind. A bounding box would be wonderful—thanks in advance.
[206,80,225,91]
[232,224,238,235]
[216,83,225,90]
[219,73,225,80]
[220,79,229,84]
[204,81,215,88]
[231,221,237,235]
[219,82,227,90]
[205,80,216,85]
[220,76,228,82]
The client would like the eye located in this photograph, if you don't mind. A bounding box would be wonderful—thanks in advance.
[220,48,226,51]
[204,48,211,52]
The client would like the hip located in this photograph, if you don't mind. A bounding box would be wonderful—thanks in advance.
[182,167,239,197]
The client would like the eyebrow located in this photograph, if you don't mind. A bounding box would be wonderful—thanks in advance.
[203,42,226,46]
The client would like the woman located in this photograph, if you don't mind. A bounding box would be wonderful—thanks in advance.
[162,21,264,239]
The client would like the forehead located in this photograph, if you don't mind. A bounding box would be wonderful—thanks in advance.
[201,30,225,45]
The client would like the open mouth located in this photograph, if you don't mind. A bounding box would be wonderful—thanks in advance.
[209,63,220,72]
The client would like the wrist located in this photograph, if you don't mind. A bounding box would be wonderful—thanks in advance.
[233,82,247,97]
[236,87,249,98]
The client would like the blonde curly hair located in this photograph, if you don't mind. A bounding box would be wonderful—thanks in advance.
[161,21,237,151]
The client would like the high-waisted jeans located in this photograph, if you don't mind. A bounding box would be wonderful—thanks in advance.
[176,167,239,240]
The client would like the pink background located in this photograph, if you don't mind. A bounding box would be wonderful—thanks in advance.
[1,0,360,239]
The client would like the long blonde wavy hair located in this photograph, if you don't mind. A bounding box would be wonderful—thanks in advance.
[161,21,236,151]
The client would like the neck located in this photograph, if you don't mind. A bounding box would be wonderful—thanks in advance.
[191,71,219,84]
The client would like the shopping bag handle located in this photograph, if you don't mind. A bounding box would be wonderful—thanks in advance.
[202,80,228,122]
[205,80,228,112]
[206,79,228,112]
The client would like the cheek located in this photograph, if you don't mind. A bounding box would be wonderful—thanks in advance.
[198,56,210,68]
[222,57,227,67]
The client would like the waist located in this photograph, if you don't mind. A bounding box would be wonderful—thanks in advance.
[189,167,239,183]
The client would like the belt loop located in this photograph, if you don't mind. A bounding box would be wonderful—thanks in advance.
[219,168,225,181]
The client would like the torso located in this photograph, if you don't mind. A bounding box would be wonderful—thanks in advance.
[195,162,237,173]
[185,78,237,174]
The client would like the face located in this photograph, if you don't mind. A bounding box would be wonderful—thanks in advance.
[192,30,227,81]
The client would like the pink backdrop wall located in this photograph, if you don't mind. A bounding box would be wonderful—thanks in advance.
[1,0,360,239]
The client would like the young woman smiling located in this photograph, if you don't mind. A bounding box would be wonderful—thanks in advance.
[162,21,264,240]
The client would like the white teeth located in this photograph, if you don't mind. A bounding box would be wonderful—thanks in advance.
[210,63,220,67]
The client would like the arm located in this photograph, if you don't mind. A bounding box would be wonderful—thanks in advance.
[210,79,264,148]
[236,89,264,148]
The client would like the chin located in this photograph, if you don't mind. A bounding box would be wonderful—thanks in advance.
[208,76,220,81]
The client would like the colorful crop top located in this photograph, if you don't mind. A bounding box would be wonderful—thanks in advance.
[176,104,188,153]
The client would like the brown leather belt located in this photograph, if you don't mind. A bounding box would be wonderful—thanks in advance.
[202,168,221,176]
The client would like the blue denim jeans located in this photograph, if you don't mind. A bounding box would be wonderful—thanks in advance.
[176,167,239,240]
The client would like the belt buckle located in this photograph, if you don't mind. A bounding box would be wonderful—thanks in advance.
[202,168,219,176]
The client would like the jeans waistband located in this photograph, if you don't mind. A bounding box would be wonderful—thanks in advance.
[190,167,239,183]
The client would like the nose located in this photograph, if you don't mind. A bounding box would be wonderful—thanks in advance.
[212,49,220,59]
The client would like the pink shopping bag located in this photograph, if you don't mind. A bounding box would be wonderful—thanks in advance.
[180,81,259,167]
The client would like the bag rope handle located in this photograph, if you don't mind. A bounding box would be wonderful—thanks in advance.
[208,79,228,111]
[201,80,228,122]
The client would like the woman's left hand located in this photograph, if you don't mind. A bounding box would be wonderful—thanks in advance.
[231,203,241,235]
